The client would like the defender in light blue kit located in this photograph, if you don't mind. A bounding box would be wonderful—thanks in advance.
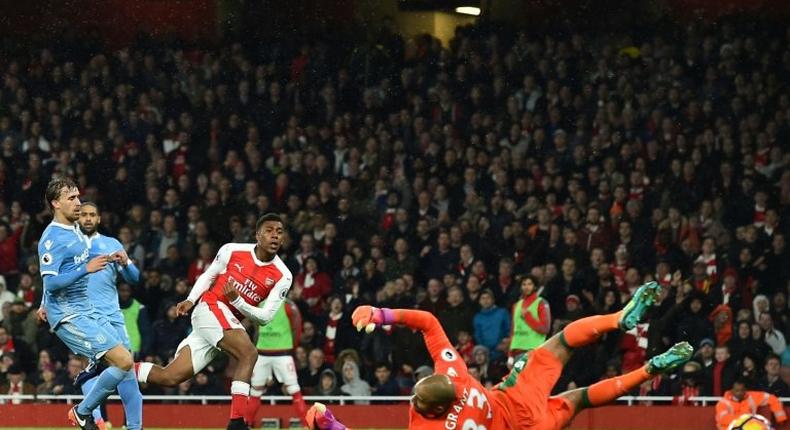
[37,178,135,430]
[77,202,143,430]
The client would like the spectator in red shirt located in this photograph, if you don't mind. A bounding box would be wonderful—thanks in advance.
[187,242,214,284]
[709,345,737,396]
[0,221,25,280]
[296,257,332,317]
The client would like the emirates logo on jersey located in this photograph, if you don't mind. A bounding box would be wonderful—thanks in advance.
[227,276,263,303]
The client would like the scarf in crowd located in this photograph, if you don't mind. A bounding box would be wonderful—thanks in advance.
[0,337,15,354]
[323,312,342,364]
[674,385,700,406]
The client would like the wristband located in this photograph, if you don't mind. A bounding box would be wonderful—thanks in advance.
[380,308,396,325]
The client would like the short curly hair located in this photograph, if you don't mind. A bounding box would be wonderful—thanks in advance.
[44,177,78,209]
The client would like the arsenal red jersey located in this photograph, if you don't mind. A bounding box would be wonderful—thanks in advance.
[193,243,292,320]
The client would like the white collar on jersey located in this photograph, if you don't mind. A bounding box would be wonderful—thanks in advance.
[84,231,101,247]
[250,246,276,266]
[50,220,78,231]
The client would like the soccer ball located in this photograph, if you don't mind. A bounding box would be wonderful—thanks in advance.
[727,414,773,430]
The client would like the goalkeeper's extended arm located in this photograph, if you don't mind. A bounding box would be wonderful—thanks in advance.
[357,307,454,365]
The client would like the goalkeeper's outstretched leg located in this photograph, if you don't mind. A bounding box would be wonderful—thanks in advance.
[514,342,693,430]
[305,343,692,430]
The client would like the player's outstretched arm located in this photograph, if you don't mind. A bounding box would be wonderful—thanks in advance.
[352,306,440,332]
[352,306,459,369]
[306,403,349,430]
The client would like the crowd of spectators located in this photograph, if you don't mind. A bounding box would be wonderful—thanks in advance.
[1,17,789,405]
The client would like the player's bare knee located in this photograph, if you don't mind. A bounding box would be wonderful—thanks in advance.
[117,359,133,372]
[105,346,133,371]
[117,354,133,371]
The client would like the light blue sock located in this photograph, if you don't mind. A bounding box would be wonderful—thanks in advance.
[118,369,143,430]
[80,377,103,422]
[77,366,125,415]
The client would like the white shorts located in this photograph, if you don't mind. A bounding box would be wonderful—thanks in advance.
[175,300,245,374]
[251,354,299,392]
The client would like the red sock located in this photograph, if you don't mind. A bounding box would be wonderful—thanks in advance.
[292,391,308,426]
[230,381,251,420]
[231,394,249,420]
[586,365,651,407]
[562,311,622,348]
[244,393,262,426]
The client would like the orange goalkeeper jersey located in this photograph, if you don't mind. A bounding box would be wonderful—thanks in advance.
[394,309,511,430]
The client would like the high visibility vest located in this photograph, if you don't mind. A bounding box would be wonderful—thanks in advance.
[509,297,546,351]
[121,300,142,354]
[256,305,293,351]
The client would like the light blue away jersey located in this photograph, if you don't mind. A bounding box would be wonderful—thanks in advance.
[38,221,92,328]
[86,233,139,323]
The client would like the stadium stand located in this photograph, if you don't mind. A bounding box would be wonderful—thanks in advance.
[0,10,788,411]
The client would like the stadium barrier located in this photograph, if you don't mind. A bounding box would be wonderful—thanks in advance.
[1,395,788,429]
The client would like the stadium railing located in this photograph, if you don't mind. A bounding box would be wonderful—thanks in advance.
[1,394,789,406]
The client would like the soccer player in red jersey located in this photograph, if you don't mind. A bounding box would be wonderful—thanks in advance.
[307,282,692,430]
[134,213,293,430]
